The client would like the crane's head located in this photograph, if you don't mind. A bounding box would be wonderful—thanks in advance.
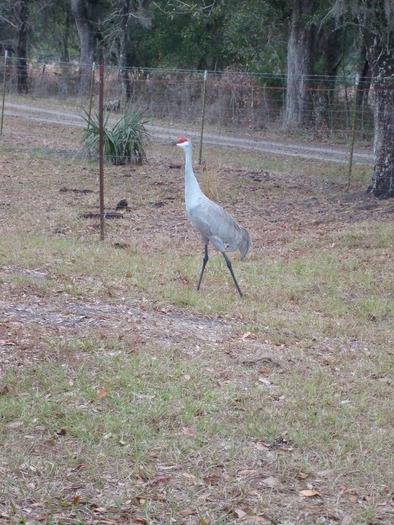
[176,137,191,149]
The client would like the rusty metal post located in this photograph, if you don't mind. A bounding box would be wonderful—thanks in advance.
[198,70,208,165]
[99,59,105,240]
[1,50,8,136]
[87,62,96,130]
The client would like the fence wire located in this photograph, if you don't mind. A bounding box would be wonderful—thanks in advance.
[0,59,377,146]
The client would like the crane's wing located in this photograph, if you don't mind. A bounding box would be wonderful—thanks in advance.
[188,196,251,259]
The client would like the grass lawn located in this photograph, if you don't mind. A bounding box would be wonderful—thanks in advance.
[0,117,393,524]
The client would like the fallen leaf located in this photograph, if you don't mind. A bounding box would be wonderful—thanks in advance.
[234,508,247,518]
[179,508,195,517]
[240,517,271,523]
[96,388,109,398]
[297,472,309,480]
[150,474,171,486]
[204,474,221,484]
[240,332,255,341]
[237,469,259,478]
[348,493,358,503]
[262,476,279,488]
[273,394,286,401]
[299,489,322,498]
[72,495,80,505]
[253,441,270,451]
[6,420,23,428]
[92,506,107,512]
[133,517,148,524]
[182,472,197,480]
[182,427,197,437]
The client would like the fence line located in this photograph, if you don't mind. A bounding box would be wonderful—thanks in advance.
[0,58,377,145]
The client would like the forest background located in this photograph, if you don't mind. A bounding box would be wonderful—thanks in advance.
[0,0,393,198]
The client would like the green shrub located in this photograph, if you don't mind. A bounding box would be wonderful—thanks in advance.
[81,109,150,165]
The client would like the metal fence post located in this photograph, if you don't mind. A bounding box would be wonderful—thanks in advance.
[346,75,360,192]
[199,70,208,165]
[99,59,105,241]
[0,51,8,136]
[87,62,96,130]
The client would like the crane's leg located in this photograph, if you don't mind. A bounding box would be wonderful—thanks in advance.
[197,244,209,292]
[222,252,243,298]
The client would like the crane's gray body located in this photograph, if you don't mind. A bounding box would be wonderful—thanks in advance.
[177,137,251,296]
[187,195,251,259]
[180,138,251,257]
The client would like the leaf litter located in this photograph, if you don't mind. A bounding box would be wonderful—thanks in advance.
[0,119,393,524]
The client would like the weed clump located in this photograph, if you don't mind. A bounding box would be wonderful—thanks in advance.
[81,109,150,165]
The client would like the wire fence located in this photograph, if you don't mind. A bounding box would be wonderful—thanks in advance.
[0,58,376,146]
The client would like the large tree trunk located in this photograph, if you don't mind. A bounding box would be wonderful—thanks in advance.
[312,20,344,132]
[60,3,73,63]
[358,3,394,199]
[71,0,99,95]
[117,0,152,100]
[284,0,317,130]
[367,53,394,199]
[118,0,133,101]
[17,0,29,94]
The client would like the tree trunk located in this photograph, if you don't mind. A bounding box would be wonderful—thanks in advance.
[284,0,317,130]
[118,0,132,101]
[71,0,99,95]
[367,53,394,199]
[313,21,344,132]
[358,3,394,199]
[117,0,152,100]
[61,4,72,62]
[17,0,29,94]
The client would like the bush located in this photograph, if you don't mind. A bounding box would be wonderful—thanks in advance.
[81,109,150,165]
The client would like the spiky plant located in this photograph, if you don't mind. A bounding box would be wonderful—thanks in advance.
[81,109,149,165]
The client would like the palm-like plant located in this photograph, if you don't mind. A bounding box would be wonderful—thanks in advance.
[81,109,150,165]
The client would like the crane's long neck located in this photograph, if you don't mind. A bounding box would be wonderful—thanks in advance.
[184,145,203,206]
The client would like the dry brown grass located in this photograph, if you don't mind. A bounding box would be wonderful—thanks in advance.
[0,117,393,525]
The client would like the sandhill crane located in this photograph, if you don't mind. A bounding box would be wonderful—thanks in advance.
[176,137,251,297]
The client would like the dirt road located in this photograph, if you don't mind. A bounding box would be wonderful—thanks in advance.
[4,101,373,165]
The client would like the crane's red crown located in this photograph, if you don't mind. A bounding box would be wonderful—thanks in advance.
[177,137,188,144]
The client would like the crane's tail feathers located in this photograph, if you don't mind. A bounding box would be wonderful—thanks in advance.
[239,227,252,260]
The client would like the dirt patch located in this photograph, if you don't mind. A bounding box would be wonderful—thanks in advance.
[0,266,234,369]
